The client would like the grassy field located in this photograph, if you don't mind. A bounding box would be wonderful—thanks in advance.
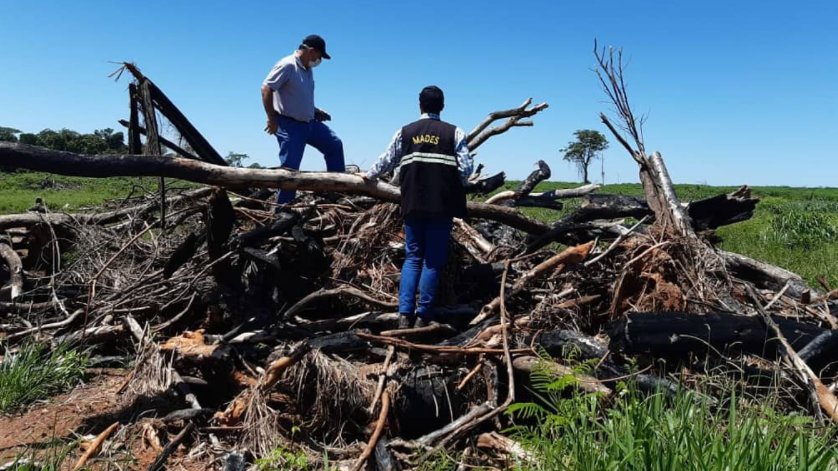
[0,171,195,214]
[2,172,836,286]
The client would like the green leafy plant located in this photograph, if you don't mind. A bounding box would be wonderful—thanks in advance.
[255,445,309,471]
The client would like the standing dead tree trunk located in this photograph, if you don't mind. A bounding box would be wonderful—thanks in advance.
[112,63,227,166]
[594,41,693,237]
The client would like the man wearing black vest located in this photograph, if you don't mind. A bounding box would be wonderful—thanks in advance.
[365,86,473,328]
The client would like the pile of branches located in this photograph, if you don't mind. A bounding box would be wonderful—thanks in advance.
[1,52,837,470]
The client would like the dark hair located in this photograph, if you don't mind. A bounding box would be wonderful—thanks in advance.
[419,86,444,114]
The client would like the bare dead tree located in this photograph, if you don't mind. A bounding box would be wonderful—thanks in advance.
[594,40,693,237]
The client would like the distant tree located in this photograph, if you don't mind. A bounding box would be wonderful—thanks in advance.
[3,126,127,154]
[93,128,127,152]
[247,162,264,169]
[225,152,250,167]
[0,126,20,142]
[561,129,609,184]
[18,133,39,145]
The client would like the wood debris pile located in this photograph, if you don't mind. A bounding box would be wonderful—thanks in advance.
[0,53,836,469]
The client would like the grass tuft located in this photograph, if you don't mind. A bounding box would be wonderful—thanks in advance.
[0,342,88,413]
[509,370,838,471]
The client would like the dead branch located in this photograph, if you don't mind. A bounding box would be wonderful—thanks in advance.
[352,390,390,471]
[147,422,196,471]
[282,286,398,320]
[467,98,549,150]
[470,241,595,325]
[72,422,119,471]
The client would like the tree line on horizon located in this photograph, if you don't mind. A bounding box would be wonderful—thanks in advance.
[1,125,609,179]
[0,126,128,155]
[0,125,261,169]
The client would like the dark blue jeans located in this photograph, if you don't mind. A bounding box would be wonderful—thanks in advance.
[275,115,345,204]
[399,215,453,320]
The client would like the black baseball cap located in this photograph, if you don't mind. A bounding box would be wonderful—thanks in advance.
[302,34,331,59]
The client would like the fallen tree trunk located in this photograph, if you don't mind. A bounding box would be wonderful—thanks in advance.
[485,183,600,205]
[608,311,826,359]
[0,143,550,235]
[721,251,812,299]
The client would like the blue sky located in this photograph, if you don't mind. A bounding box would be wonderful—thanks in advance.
[1,0,836,187]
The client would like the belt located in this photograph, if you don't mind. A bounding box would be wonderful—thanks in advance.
[277,113,310,124]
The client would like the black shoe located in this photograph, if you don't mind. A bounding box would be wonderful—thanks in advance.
[398,315,415,329]
[414,317,436,329]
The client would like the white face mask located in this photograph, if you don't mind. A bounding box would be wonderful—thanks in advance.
[309,57,322,68]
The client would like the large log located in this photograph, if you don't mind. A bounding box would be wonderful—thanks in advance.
[0,143,550,234]
[687,186,759,231]
[720,251,811,298]
[608,311,826,359]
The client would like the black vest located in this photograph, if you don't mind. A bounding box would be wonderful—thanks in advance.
[398,119,466,218]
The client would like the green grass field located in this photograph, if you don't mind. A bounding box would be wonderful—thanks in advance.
[0,172,195,214]
[2,172,836,287]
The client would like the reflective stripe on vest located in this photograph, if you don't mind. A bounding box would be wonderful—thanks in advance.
[399,152,458,168]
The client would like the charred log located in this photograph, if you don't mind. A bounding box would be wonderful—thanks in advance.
[608,312,826,359]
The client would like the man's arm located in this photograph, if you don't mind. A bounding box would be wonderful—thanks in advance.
[366,129,403,179]
[262,61,291,134]
[454,127,474,185]
[261,85,278,134]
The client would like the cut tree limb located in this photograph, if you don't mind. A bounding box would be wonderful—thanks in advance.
[485,183,600,205]
[470,241,595,325]
[512,355,612,396]
[0,143,550,234]
[0,242,24,300]
[120,62,227,166]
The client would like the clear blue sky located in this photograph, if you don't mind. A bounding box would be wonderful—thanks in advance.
[1,0,836,187]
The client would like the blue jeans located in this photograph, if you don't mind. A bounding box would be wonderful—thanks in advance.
[399,215,453,320]
[275,115,345,204]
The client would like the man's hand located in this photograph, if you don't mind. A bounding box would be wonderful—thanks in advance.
[315,109,331,122]
[264,117,279,135]
[362,173,377,183]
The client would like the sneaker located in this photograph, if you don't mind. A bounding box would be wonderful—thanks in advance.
[414,317,436,329]
[398,315,415,329]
